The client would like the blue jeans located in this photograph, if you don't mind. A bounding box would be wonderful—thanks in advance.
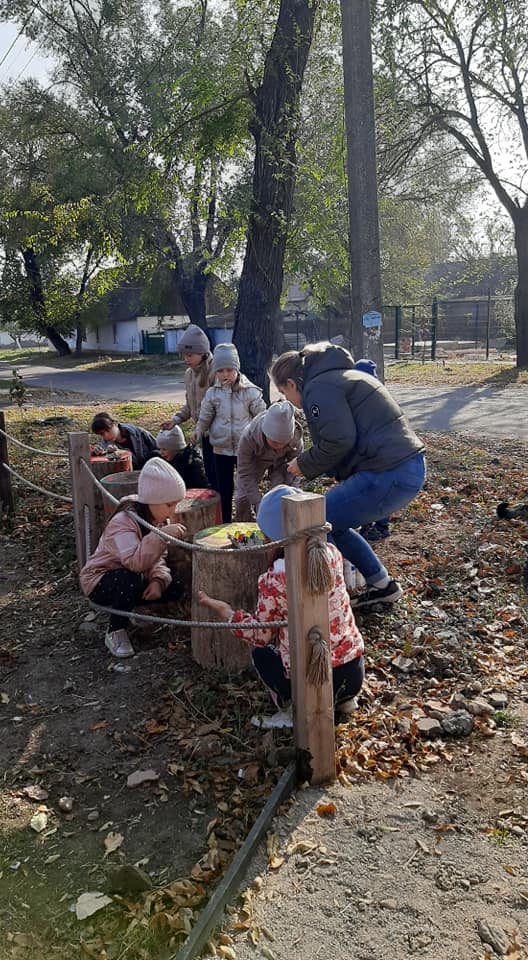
[326,452,426,585]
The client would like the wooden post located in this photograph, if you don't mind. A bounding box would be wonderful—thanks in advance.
[0,412,15,514]
[283,492,336,785]
[68,432,97,569]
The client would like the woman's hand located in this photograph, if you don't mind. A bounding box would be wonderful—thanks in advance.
[160,419,174,430]
[286,458,304,478]
[197,590,234,621]
[190,429,201,445]
[164,522,187,539]
[143,580,163,601]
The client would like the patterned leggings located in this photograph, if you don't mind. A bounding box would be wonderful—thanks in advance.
[90,568,183,630]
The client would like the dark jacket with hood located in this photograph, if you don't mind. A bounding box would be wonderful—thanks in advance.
[297,345,424,482]
[109,423,159,470]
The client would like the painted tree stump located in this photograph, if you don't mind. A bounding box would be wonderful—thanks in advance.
[167,488,221,590]
[191,522,277,672]
[90,451,132,538]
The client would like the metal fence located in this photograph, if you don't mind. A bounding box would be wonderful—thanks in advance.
[383,294,515,360]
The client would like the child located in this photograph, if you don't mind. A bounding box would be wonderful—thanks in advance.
[353,358,391,542]
[160,324,217,489]
[156,425,209,489]
[91,412,158,470]
[198,485,364,721]
[191,342,266,522]
[80,458,187,658]
[235,401,304,521]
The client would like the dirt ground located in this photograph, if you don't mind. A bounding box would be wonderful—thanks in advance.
[1,393,528,959]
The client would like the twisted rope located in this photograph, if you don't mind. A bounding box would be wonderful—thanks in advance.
[2,462,72,503]
[0,426,68,458]
[80,456,330,553]
[88,599,288,630]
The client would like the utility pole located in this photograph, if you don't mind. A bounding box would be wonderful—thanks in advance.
[340,0,384,377]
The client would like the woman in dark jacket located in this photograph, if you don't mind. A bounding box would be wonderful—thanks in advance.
[269,342,426,609]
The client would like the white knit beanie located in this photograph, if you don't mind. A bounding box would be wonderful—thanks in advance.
[137,457,186,504]
[262,401,295,443]
[212,342,240,373]
[156,426,187,453]
[178,324,210,355]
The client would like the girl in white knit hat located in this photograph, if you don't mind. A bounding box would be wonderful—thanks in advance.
[80,458,187,658]
[159,324,217,488]
[191,342,266,522]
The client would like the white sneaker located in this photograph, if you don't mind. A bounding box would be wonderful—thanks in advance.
[336,697,358,717]
[251,707,293,729]
[105,629,135,658]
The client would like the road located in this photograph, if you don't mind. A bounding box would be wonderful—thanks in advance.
[2,362,527,440]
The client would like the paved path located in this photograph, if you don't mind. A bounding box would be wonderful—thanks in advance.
[2,363,527,439]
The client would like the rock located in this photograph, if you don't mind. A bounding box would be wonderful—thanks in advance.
[424,699,452,721]
[87,809,99,821]
[391,655,415,674]
[107,864,153,894]
[477,919,514,956]
[450,692,468,710]
[127,769,159,788]
[466,698,494,717]
[428,651,453,675]
[441,710,474,738]
[78,621,101,638]
[421,809,438,824]
[396,717,411,735]
[58,796,74,813]
[489,691,508,710]
[379,897,398,909]
[416,717,443,739]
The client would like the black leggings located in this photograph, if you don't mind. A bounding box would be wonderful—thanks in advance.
[214,453,237,523]
[90,568,183,631]
[201,435,218,491]
[252,645,364,711]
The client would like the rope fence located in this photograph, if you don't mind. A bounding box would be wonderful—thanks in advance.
[1,462,72,503]
[0,425,68,458]
[88,599,288,630]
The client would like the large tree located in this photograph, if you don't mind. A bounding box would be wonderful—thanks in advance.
[376,0,528,367]
[233,0,319,392]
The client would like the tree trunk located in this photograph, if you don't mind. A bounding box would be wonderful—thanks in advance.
[21,248,72,356]
[513,205,528,369]
[75,324,85,355]
[165,234,211,337]
[340,0,384,377]
[233,0,318,396]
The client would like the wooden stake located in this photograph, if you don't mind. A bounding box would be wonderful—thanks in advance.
[283,492,336,785]
[0,412,15,514]
[68,432,97,568]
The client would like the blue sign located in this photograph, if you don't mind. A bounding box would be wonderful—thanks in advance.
[362,310,383,328]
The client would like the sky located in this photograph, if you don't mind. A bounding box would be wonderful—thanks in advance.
[0,21,52,85]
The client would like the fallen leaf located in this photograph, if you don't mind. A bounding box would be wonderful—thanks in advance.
[316,802,337,817]
[103,831,124,857]
[22,785,49,801]
[89,721,108,732]
[74,891,113,920]
[29,811,48,833]
[126,769,159,788]
[1,692,10,704]
[511,733,528,758]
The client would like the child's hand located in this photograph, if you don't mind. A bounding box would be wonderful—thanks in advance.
[190,429,200,445]
[143,580,163,601]
[164,522,187,539]
[160,418,174,430]
[197,590,234,621]
[286,457,304,478]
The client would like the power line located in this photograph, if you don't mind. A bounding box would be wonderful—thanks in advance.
[13,46,39,82]
[0,6,37,69]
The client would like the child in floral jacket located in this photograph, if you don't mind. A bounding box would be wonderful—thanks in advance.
[198,485,364,719]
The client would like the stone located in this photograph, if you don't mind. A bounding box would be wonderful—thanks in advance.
[421,809,439,824]
[391,656,415,674]
[489,691,508,710]
[424,699,452,720]
[58,796,74,813]
[108,864,153,894]
[441,710,474,738]
[466,698,494,717]
[379,897,398,909]
[416,717,443,739]
[477,919,515,956]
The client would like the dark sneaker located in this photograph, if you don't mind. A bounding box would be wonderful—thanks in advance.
[349,579,403,609]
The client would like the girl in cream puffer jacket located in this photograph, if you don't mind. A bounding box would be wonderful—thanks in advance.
[191,342,266,522]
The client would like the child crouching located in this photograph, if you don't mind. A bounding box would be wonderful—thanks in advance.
[198,485,364,720]
[156,425,209,489]
[80,458,187,658]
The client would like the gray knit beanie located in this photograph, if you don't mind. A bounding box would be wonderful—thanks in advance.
[156,426,187,453]
[262,401,295,443]
[137,457,186,504]
[212,342,240,373]
[178,324,210,355]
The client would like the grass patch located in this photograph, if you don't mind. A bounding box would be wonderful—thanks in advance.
[385,360,528,387]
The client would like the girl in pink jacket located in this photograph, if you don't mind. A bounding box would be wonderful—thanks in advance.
[80,458,187,658]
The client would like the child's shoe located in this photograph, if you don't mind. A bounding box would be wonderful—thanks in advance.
[105,629,135,658]
[251,706,293,729]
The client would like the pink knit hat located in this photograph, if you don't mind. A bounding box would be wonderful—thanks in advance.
[137,457,186,504]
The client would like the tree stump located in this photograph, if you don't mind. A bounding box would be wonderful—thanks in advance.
[191,522,277,672]
[90,451,132,539]
[167,489,221,591]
